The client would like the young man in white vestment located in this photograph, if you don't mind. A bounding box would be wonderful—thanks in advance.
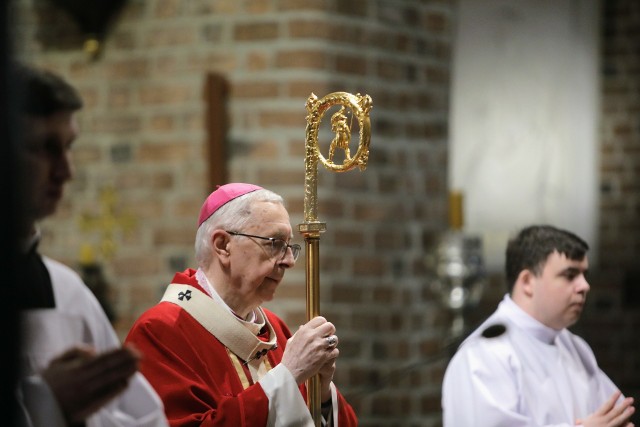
[14,63,168,427]
[442,224,635,427]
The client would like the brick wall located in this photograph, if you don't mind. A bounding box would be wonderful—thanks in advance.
[11,0,639,425]
[13,1,452,425]
[573,0,640,421]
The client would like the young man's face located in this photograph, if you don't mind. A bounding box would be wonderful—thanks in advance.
[21,111,78,224]
[530,250,590,330]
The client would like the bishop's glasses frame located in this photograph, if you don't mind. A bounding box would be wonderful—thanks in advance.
[226,231,301,261]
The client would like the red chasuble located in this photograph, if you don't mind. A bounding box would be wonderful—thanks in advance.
[125,269,357,426]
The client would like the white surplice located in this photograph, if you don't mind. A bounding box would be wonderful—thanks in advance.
[442,294,621,427]
[18,256,168,427]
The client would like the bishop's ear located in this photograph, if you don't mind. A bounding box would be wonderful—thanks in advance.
[211,230,231,259]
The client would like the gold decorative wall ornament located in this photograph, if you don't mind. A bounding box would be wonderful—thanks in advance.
[45,0,129,60]
[79,186,136,261]
[299,91,372,425]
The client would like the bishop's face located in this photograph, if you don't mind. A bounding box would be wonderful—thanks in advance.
[225,201,296,315]
[20,111,78,225]
[529,251,590,330]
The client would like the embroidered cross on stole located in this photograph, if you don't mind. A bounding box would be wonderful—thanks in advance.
[161,283,277,389]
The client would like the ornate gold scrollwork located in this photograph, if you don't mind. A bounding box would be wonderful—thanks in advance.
[305,91,372,172]
[302,92,373,224]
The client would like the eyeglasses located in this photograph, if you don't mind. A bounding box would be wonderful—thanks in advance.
[227,231,301,261]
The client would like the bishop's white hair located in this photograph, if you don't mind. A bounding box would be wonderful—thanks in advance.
[194,188,284,269]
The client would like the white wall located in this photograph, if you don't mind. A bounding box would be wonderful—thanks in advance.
[449,0,601,270]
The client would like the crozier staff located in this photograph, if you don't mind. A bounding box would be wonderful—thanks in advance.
[126,183,357,426]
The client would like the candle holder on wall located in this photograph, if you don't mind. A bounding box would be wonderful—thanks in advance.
[425,191,486,340]
[426,231,485,339]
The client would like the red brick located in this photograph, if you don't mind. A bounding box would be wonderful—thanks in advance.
[107,59,150,79]
[353,256,387,276]
[233,22,279,41]
[246,51,271,71]
[90,115,142,134]
[146,114,176,132]
[108,87,132,108]
[137,142,191,162]
[139,84,192,105]
[112,255,162,276]
[259,110,306,128]
[232,81,280,98]
[275,50,329,69]
[145,26,196,47]
[153,0,182,18]
[153,226,198,246]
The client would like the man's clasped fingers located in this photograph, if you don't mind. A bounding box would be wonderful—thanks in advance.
[576,391,635,427]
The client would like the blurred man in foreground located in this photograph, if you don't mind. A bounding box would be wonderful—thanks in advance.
[16,63,167,427]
